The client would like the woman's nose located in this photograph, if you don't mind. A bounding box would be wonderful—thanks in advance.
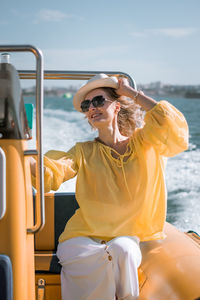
[88,102,95,110]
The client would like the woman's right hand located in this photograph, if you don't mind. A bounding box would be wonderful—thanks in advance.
[116,78,136,98]
[29,157,36,177]
[116,77,157,111]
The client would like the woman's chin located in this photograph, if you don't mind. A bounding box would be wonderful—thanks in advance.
[90,118,106,129]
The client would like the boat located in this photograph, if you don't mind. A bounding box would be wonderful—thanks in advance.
[0,45,200,300]
[62,92,73,99]
[185,91,200,99]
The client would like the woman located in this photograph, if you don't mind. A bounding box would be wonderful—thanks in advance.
[31,73,188,300]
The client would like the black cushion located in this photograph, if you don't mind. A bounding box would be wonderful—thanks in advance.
[54,192,79,247]
[35,192,79,274]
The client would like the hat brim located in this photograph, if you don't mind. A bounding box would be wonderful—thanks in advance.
[73,76,119,112]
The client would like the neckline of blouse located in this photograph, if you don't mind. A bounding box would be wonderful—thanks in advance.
[94,137,135,164]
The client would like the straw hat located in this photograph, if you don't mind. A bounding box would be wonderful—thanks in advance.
[73,73,119,112]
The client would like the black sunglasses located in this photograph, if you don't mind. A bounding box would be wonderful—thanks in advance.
[80,95,112,112]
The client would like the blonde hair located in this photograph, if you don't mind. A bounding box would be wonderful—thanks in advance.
[102,87,144,136]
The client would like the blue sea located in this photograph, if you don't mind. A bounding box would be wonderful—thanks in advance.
[25,94,200,234]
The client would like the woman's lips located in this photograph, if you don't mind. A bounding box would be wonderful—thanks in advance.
[91,113,102,119]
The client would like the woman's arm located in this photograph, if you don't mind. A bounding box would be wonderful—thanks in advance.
[30,157,36,177]
[137,100,189,156]
[116,78,157,111]
[29,157,46,177]
[30,148,78,192]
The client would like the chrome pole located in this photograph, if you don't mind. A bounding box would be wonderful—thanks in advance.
[0,45,45,233]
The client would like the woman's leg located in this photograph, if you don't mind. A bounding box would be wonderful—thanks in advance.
[107,237,142,300]
[56,237,116,300]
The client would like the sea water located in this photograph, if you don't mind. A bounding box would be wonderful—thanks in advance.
[25,95,200,234]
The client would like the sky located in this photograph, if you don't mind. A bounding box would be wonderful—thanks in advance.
[0,0,200,87]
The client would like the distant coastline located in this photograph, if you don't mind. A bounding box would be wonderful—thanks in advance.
[23,82,200,99]
[184,91,200,98]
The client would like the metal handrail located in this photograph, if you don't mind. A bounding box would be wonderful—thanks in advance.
[0,46,136,233]
[17,70,137,89]
[0,45,44,233]
[0,147,6,220]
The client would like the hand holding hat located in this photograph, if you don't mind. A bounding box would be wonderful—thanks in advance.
[115,77,132,97]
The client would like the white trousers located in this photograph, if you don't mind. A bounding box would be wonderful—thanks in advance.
[57,236,142,300]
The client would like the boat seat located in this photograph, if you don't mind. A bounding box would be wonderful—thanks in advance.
[34,192,79,274]
[35,193,146,299]
[34,192,200,299]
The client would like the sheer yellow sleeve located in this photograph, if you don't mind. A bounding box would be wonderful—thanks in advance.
[32,146,78,193]
[137,101,189,156]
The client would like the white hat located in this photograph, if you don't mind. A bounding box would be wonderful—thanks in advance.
[73,73,119,112]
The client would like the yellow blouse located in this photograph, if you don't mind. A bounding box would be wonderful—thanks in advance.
[42,101,189,242]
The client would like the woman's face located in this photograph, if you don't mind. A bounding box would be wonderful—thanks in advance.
[83,88,120,129]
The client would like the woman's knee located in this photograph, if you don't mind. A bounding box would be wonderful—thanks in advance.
[108,237,142,267]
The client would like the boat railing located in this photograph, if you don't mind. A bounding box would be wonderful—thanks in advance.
[0,45,44,233]
[0,44,137,234]
[17,70,137,89]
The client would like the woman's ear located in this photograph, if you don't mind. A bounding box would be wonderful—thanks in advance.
[115,101,121,113]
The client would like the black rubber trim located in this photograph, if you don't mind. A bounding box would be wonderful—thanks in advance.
[0,255,13,300]
[187,230,200,237]
[49,253,61,274]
